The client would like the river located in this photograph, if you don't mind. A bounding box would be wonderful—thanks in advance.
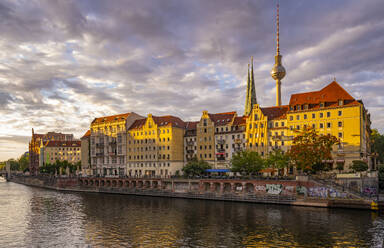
[0,180,383,247]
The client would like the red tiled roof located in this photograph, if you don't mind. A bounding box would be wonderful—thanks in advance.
[152,115,186,128]
[208,111,236,126]
[81,130,91,139]
[289,81,357,106]
[260,106,288,120]
[129,118,147,130]
[92,112,133,124]
[128,115,186,130]
[185,121,199,130]
[45,140,81,147]
[233,116,246,125]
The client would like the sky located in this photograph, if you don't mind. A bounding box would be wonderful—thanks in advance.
[0,0,383,161]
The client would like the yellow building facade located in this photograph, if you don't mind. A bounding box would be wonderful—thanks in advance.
[246,81,372,172]
[126,114,185,177]
[39,140,81,167]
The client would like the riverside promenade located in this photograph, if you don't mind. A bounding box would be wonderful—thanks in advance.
[8,174,381,211]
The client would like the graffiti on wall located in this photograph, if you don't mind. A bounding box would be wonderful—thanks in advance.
[296,186,308,196]
[255,185,266,192]
[363,187,377,196]
[329,188,347,198]
[266,184,283,195]
[308,187,328,198]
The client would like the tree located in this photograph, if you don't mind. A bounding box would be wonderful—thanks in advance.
[265,149,290,175]
[371,129,384,165]
[182,157,211,177]
[351,160,368,172]
[231,150,264,175]
[18,154,29,172]
[287,127,339,173]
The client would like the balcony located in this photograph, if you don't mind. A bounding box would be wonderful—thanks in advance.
[234,138,242,144]
[216,139,225,145]
[216,148,225,153]
[186,150,195,154]
[109,151,117,156]
[109,141,117,145]
[96,152,104,156]
[186,141,194,146]
[96,143,104,148]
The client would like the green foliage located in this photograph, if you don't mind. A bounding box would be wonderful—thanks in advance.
[379,165,384,190]
[371,129,384,164]
[182,157,212,177]
[287,127,339,173]
[351,160,368,172]
[265,149,290,170]
[335,162,344,172]
[39,160,79,175]
[231,150,264,175]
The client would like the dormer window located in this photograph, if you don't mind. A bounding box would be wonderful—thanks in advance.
[338,100,343,106]
[304,104,308,110]
[320,102,325,108]
[290,106,294,111]
[297,105,301,111]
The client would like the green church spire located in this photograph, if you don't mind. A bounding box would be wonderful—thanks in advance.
[244,57,257,116]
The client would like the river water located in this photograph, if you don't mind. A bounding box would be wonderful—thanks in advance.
[0,181,383,247]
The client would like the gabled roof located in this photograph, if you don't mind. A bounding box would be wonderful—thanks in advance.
[128,115,186,130]
[233,116,246,126]
[208,111,236,126]
[289,81,356,106]
[185,121,199,130]
[92,112,134,124]
[45,140,81,147]
[128,118,147,130]
[81,130,91,139]
[260,106,288,120]
[152,115,186,128]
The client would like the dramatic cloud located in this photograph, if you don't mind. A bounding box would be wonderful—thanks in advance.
[0,0,383,160]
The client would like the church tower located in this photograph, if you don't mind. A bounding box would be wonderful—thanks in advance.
[244,57,257,116]
[270,3,286,106]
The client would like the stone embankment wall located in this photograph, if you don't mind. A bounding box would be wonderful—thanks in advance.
[10,176,377,210]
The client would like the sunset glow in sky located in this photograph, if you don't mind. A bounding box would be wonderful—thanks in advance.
[1,0,383,160]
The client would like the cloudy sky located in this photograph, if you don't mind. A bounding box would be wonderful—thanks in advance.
[0,0,383,160]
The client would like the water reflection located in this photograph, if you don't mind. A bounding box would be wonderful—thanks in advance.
[0,182,383,247]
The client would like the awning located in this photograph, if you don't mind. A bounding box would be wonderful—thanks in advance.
[205,169,230,173]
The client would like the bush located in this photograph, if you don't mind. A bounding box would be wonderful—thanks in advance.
[351,160,368,172]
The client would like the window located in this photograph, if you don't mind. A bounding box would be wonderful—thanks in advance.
[338,121,342,127]
[338,100,343,106]
[304,104,308,110]
[290,116,293,121]
[338,132,343,138]
[327,112,331,117]
[327,122,331,128]
[312,113,315,119]
[312,124,316,129]
[281,122,284,127]
[249,124,252,129]
[296,125,300,130]
[319,113,323,118]
[296,115,300,120]
[297,105,301,110]
[320,102,324,108]
[275,122,278,127]
[254,114,258,120]
[338,111,342,116]
[320,123,324,128]
[304,114,307,120]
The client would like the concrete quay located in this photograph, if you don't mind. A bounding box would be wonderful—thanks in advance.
[8,175,379,211]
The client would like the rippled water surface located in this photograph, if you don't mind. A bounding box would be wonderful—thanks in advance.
[0,181,383,247]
